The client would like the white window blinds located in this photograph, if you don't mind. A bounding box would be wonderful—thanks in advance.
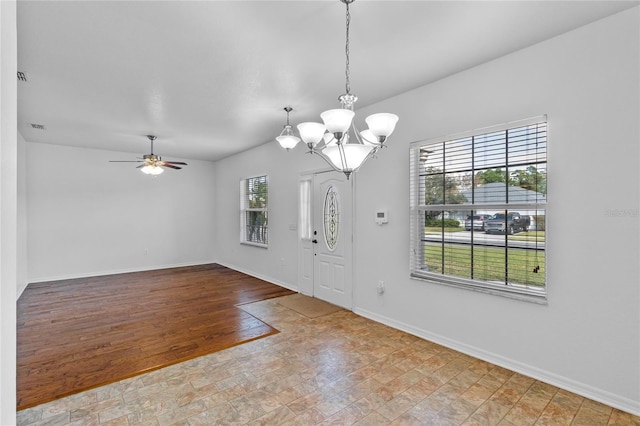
[240,175,269,246]
[410,116,547,303]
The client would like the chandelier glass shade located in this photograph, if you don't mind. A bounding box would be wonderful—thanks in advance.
[275,0,398,179]
[297,122,327,146]
[323,144,373,171]
[320,109,355,135]
[365,113,400,142]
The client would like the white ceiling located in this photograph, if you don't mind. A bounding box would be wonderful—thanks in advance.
[17,0,638,162]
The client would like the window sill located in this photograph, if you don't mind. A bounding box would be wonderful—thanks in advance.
[411,270,547,305]
[241,242,268,249]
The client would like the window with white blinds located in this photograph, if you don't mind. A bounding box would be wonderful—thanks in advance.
[240,175,268,247]
[409,117,547,303]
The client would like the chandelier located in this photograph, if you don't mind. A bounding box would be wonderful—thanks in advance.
[276,0,398,179]
[276,106,300,151]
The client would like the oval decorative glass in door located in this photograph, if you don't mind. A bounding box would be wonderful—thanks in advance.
[323,185,340,251]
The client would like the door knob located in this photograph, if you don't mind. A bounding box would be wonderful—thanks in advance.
[312,239,318,244]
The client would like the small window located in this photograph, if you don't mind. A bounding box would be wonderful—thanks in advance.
[299,179,312,241]
[410,117,547,303]
[240,175,268,247]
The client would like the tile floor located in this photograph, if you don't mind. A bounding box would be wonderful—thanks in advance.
[17,297,640,426]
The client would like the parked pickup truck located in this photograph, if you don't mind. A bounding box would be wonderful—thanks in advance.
[484,212,530,234]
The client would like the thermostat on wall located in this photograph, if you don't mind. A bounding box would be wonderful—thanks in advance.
[376,210,388,225]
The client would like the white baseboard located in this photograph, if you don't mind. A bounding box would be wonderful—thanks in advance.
[27,261,299,294]
[354,307,640,417]
[26,260,216,284]
[214,261,299,293]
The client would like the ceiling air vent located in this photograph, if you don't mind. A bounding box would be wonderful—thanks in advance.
[17,71,29,82]
[29,123,46,130]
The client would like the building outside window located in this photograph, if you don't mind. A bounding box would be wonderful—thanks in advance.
[409,117,547,303]
[240,175,268,247]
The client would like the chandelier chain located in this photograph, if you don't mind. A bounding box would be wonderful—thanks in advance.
[345,1,351,95]
[276,0,398,180]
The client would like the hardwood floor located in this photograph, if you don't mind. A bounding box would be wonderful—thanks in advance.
[16,264,295,410]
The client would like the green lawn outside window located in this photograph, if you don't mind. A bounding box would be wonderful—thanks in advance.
[423,244,545,287]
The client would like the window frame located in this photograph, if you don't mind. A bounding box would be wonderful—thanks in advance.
[240,174,269,248]
[409,116,548,304]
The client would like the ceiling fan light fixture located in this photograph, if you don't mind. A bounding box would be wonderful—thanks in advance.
[109,135,187,175]
[141,164,164,175]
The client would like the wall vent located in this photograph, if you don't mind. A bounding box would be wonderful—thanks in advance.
[29,123,46,130]
[17,71,29,82]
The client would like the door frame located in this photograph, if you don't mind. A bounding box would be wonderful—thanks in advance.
[297,169,355,309]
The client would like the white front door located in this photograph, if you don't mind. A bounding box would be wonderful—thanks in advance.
[312,171,353,309]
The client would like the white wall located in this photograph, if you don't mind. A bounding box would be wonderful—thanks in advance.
[352,6,639,414]
[214,7,640,415]
[17,131,28,297]
[27,142,217,282]
[1,0,18,423]
[215,139,325,289]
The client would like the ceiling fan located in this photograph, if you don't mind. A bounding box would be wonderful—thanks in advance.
[109,135,187,175]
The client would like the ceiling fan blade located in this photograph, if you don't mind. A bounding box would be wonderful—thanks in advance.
[110,137,184,171]
[160,163,182,170]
